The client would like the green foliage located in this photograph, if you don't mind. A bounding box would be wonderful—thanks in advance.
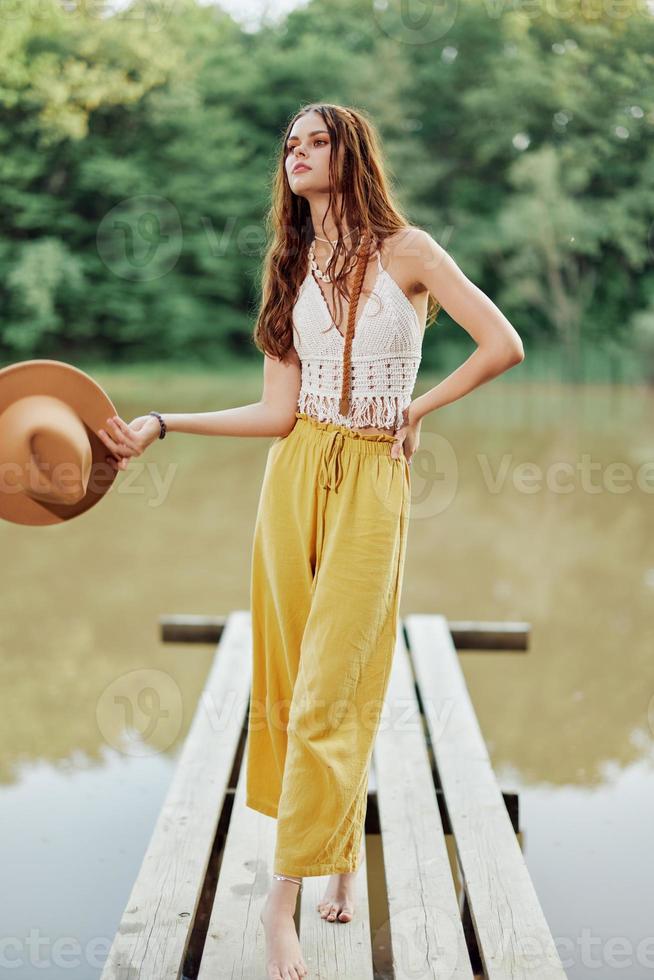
[0,0,652,379]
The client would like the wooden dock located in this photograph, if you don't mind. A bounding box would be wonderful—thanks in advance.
[100,612,567,979]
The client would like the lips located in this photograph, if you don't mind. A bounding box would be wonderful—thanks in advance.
[293,164,311,173]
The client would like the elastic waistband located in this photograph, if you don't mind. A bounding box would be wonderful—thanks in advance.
[293,411,396,455]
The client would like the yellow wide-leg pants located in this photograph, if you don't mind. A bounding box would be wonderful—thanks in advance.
[246,410,411,876]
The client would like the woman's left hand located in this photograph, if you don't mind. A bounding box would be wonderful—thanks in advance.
[391,403,421,464]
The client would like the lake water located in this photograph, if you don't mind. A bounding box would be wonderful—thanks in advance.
[1,366,653,978]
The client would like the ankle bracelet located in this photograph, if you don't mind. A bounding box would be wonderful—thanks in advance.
[273,873,303,891]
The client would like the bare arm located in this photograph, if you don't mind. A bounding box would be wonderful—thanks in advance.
[405,228,525,425]
[98,348,302,468]
[161,348,302,438]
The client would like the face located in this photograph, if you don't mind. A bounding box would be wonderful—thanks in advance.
[285,110,341,195]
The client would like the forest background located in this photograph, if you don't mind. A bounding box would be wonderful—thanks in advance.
[1,0,653,383]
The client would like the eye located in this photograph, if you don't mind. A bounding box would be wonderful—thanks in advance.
[286,139,328,153]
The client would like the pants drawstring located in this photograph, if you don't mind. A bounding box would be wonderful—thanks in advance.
[315,429,345,590]
[318,429,345,492]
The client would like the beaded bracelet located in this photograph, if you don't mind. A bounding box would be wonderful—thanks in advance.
[148,411,167,439]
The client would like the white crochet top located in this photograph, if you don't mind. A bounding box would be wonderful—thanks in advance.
[292,248,423,430]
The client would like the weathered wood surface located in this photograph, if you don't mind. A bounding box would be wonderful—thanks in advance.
[196,750,274,979]
[374,625,475,979]
[405,613,566,980]
[299,842,375,980]
[198,741,375,978]
[101,611,251,980]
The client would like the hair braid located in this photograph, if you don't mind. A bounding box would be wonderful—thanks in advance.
[339,231,372,417]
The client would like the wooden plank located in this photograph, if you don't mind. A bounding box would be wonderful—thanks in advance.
[200,741,375,979]
[374,626,475,980]
[101,611,251,980]
[197,737,277,978]
[405,614,567,980]
[445,621,530,651]
[219,784,520,835]
[299,840,375,980]
[159,614,529,652]
[160,613,228,645]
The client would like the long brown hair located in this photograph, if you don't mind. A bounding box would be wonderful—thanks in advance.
[253,101,440,413]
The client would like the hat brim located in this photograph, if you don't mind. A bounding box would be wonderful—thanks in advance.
[0,359,119,526]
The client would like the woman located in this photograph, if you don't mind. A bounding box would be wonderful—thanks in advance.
[98,102,524,980]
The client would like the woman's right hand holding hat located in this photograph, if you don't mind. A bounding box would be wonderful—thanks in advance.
[98,414,161,471]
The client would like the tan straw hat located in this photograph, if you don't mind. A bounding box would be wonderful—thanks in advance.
[0,359,118,526]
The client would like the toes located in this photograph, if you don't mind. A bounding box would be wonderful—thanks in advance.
[319,896,356,923]
[318,897,355,923]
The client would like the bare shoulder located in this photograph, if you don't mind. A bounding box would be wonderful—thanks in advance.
[380,226,433,297]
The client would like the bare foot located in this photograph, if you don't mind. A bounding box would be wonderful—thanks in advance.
[259,880,308,980]
[317,840,365,924]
